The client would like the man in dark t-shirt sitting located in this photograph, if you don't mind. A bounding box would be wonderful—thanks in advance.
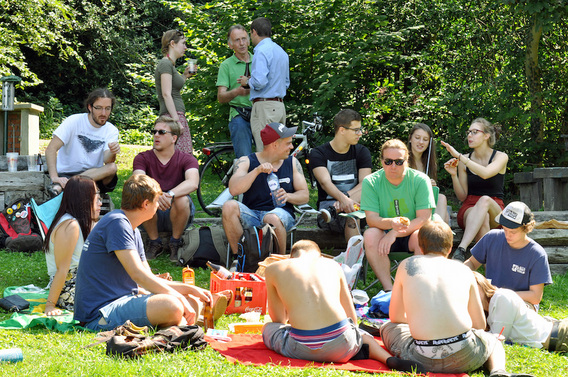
[222,122,309,254]
[133,115,199,262]
[310,109,372,242]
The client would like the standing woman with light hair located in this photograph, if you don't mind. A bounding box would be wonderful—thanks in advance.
[155,29,195,154]
[441,118,508,261]
[407,123,449,224]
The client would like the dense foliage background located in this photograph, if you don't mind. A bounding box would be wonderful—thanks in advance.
[3,0,568,200]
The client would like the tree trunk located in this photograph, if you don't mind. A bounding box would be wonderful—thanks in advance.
[525,17,544,142]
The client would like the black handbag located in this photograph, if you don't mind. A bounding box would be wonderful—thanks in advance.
[0,294,30,312]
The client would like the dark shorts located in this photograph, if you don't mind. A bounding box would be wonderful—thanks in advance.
[390,234,411,253]
[457,195,505,229]
[60,171,118,194]
[156,196,195,232]
[317,200,367,234]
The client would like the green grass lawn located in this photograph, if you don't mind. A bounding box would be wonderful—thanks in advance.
[4,143,566,376]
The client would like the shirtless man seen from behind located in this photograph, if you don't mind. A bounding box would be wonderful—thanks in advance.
[381,220,534,377]
[262,240,426,373]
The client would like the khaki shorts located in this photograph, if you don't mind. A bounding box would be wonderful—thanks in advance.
[380,322,498,373]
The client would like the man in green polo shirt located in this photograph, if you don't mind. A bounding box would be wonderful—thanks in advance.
[216,24,254,158]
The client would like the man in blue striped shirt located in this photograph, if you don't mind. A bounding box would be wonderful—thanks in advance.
[238,17,290,152]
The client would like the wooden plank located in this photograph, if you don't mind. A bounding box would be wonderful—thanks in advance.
[0,172,46,190]
[533,167,568,179]
[544,246,568,264]
[550,264,568,276]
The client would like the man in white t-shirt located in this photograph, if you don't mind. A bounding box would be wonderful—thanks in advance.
[45,88,120,196]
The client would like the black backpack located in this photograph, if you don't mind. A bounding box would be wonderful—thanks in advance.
[177,226,228,268]
[236,223,280,273]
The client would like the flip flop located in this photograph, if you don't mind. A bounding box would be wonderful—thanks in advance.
[212,290,233,321]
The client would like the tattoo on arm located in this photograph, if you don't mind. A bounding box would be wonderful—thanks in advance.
[295,158,303,174]
[234,157,245,172]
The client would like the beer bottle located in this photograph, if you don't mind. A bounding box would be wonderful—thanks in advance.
[243,62,251,89]
[203,301,214,330]
[244,287,253,303]
[182,267,194,285]
[206,261,232,280]
[234,287,242,308]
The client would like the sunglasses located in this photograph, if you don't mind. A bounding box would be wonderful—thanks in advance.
[150,129,173,135]
[383,158,405,166]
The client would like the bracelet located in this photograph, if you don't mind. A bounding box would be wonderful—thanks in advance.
[465,158,469,166]
[458,154,461,161]
[46,300,56,306]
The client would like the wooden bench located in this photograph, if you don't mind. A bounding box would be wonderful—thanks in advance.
[514,168,568,211]
[191,210,568,275]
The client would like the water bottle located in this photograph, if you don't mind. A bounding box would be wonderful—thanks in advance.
[267,173,284,207]
[0,348,23,363]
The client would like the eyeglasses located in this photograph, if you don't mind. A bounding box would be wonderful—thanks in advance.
[343,127,364,134]
[150,129,173,135]
[92,106,112,112]
[466,129,485,136]
[383,158,406,166]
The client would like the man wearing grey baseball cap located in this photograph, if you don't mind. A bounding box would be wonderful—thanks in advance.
[222,122,308,255]
[464,201,552,310]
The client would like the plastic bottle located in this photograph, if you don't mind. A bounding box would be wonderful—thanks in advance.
[206,261,232,280]
[267,173,284,208]
[0,348,23,363]
[182,267,194,285]
[203,301,214,330]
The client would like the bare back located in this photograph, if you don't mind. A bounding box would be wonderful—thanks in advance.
[265,254,352,330]
[390,255,485,340]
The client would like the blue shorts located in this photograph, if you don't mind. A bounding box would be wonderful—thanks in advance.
[84,294,153,331]
[237,202,295,232]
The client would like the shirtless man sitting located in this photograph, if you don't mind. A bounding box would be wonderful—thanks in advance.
[381,220,534,377]
[262,240,425,373]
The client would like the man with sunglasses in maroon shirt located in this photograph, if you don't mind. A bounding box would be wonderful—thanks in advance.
[361,139,436,292]
[133,115,199,262]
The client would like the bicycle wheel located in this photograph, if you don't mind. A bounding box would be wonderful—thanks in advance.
[197,147,236,217]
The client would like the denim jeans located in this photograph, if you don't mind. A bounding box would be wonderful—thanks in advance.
[229,115,253,158]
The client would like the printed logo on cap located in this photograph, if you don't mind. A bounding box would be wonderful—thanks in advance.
[278,124,285,133]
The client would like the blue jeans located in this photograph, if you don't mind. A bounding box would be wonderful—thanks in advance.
[229,115,253,158]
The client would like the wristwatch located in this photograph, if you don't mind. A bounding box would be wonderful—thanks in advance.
[167,190,175,200]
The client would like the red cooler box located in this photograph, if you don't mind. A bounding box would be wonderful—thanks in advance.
[210,272,267,314]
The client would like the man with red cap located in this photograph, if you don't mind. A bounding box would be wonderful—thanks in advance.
[222,122,309,254]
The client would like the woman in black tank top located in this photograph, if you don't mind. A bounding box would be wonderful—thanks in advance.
[440,118,508,262]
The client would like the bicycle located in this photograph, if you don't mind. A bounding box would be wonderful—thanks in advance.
[196,114,324,217]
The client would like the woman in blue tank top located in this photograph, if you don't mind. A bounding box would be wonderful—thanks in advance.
[441,118,508,262]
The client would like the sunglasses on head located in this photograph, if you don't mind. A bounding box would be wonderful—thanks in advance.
[383,158,405,166]
[150,129,172,135]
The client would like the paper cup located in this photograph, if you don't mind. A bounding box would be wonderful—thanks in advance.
[6,152,18,172]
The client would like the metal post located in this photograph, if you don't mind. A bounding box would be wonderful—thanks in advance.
[1,76,22,154]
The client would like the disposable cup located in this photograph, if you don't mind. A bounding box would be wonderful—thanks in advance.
[188,59,197,74]
[27,154,37,171]
[6,152,18,172]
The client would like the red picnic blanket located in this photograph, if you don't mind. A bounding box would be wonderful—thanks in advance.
[207,334,469,376]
